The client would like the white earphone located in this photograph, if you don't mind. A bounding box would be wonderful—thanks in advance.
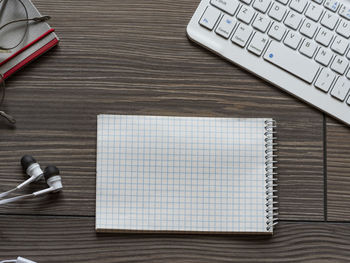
[0,155,63,205]
[1,257,36,263]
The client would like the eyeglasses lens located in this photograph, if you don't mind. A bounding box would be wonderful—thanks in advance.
[0,0,29,51]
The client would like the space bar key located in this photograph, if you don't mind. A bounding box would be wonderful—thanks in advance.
[263,42,319,84]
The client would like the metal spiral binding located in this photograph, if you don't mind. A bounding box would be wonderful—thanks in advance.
[264,120,279,232]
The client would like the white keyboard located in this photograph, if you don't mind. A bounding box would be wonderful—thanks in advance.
[187,0,350,126]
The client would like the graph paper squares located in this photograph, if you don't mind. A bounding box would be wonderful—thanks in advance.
[96,115,270,233]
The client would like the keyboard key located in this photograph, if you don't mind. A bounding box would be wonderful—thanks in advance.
[331,77,350,101]
[268,22,287,40]
[276,0,289,4]
[321,11,339,29]
[200,6,221,30]
[331,55,349,74]
[348,95,350,105]
[315,68,336,92]
[315,28,333,46]
[348,50,350,59]
[253,13,271,32]
[339,4,350,20]
[300,19,318,38]
[216,15,237,38]
[347,69,350,79]
[269,3,287,21]
[290,0,308,13]
[284,11,303,29]
[305,3,324,21]
[315,47,334,66]
[284,30,302,49]
[264,41,320,83]
[324,0,340,12]
[237,6,255,24]
[240,0,252,5]
[253,0,271,13]
[336,20,350,38]
[299,39,317,57]
[211,0,240,15]
[331,35,349,55]
[313,0,324,4]
[248,32,269,55]
[231,23,253,46]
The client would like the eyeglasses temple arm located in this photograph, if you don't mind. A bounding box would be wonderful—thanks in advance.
[0,111,16,124]
[0,15,51,50]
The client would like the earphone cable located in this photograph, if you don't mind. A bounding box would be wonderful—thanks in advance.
[0,193,34,205]
[0,260,17,263]
[0,187,17,199]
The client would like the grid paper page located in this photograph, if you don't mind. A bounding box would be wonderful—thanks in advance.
[96,115,269,233]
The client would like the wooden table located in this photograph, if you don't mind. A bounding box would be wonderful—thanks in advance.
[1,0,350,262]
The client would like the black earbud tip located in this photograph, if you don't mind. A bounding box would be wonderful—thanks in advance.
[44,165,60,180]
[21,155,37,171]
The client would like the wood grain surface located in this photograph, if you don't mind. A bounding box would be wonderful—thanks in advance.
[1,216,350,262]
[327,118,350,221]
[0,0,348,261]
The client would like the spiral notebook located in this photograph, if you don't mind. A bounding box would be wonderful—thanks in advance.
[96,115,278,234]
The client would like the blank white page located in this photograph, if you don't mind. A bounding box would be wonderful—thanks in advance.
[96,115,271,233]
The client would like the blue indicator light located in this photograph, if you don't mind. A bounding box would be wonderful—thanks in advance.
[269,53,274,58]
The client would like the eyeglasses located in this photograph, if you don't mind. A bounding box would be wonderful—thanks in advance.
[0,74,15,123]
[0,0,51,124]
[0,0,51,52]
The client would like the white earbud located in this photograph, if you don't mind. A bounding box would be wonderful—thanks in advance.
[0,257,37,263]
[0,156,44,199]
[33,166,63,196]
[0,164,63,205]
[18,155,45,188]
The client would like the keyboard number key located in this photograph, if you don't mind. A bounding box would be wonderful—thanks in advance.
[315,68,336,92]
[305,3,324,21]
[231,23,253,47]
[216,15,237,38]
[331,56,349,74]
[324,0,340,12]
[248,32,269,55]
[331,77,350,101]
[268,22,287,40]
[211,0,240,15]
[200,6,221,30]
[339,4,350,20]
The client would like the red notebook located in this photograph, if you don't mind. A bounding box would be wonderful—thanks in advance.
[0,0,59,80]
